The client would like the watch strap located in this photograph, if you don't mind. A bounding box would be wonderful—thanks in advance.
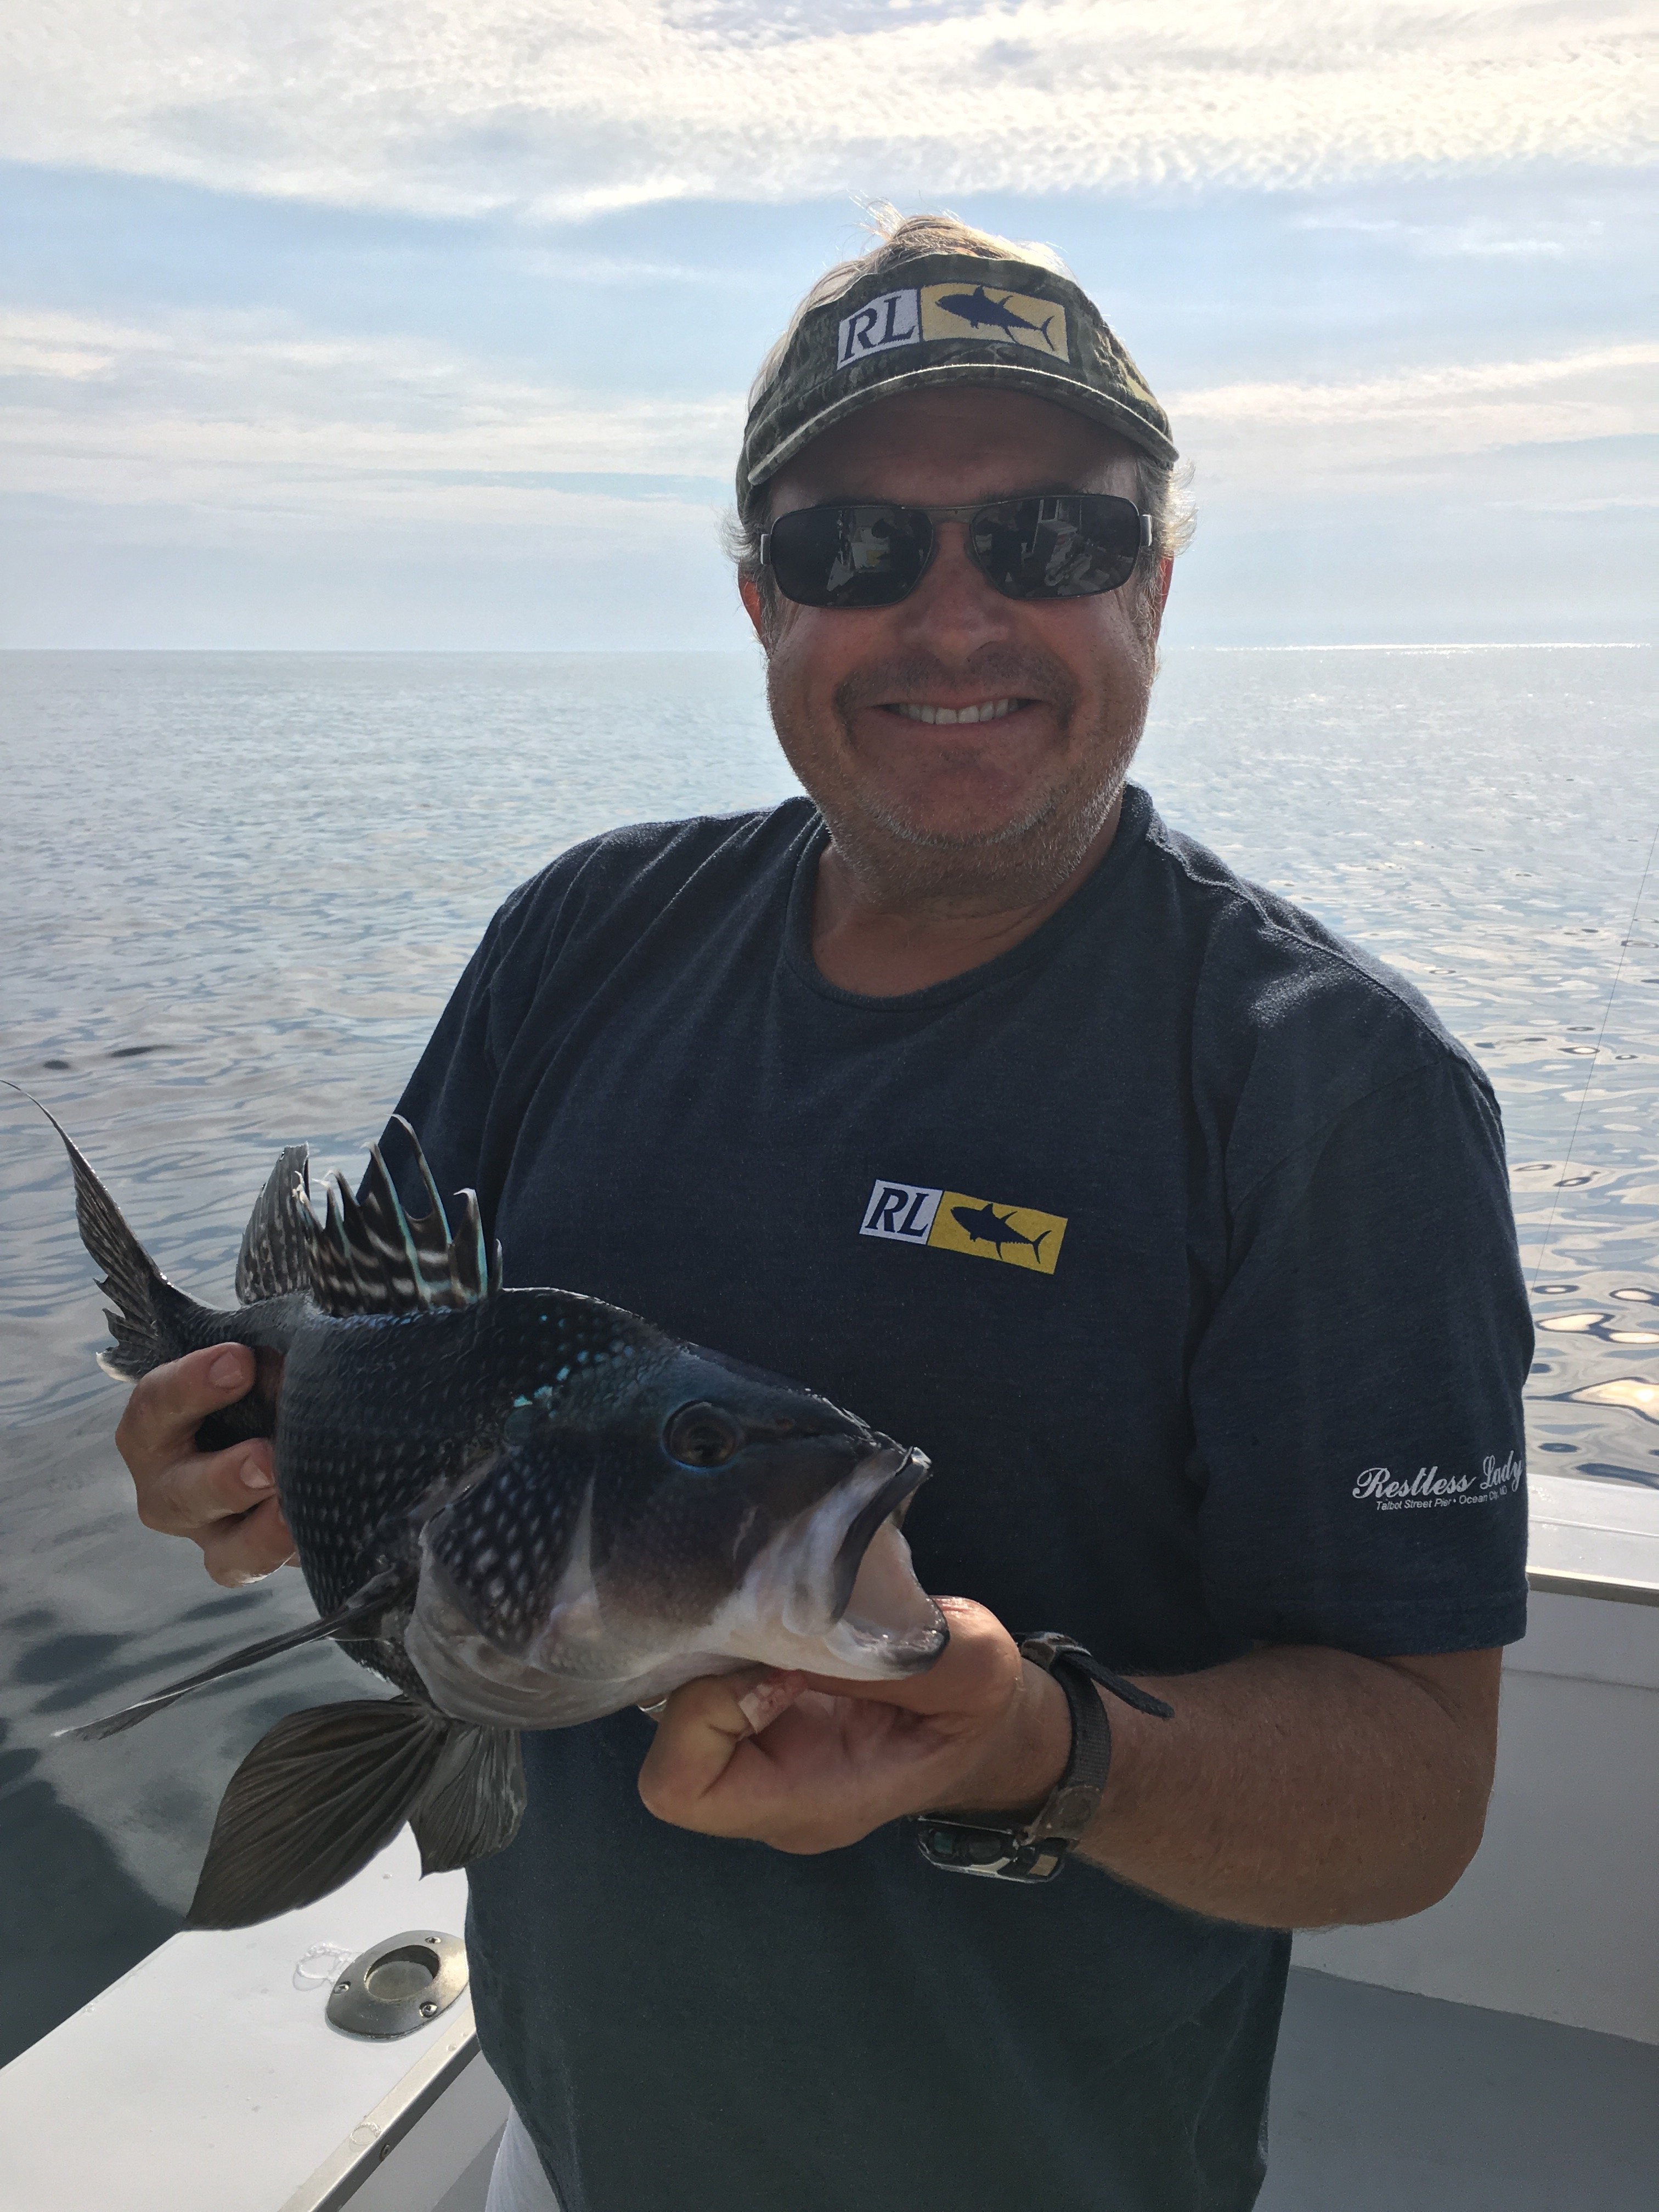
[1018,1643,1112,1844]
[1020,1632,1175,1722]
[912,1633,1173,1882]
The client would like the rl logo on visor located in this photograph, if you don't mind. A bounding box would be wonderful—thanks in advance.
[837,285,1071,369]
[859,1180,1067,1274]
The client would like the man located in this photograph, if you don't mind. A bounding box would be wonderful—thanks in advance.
[116,214,1531,2212]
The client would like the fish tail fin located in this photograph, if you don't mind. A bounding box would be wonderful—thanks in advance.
[1030,1229,1051,1264]
[185,1699,524,1929]
[3,1084,215,1380]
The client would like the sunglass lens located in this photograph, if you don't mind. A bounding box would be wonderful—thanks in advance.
[970,495,1142,599]
[767,505,932,608]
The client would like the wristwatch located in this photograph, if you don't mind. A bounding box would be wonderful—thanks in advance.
[912,1633,1174,1883]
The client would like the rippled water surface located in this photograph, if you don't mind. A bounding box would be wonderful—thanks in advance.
[1,645,1655,2057]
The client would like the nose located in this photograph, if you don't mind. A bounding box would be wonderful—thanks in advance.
[894,520,1019,656]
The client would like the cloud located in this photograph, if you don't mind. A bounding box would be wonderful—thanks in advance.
[1172,342,1659,488]
[1290,213,1590,258]
[7,304,1652,551]
[0,308,746,527]
[4,2,1654,219]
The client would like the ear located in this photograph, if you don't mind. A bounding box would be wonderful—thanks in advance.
[738,569,770,646]
[1144,555,1175,646]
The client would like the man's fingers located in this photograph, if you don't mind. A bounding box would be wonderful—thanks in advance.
[136,1438,277,1537]
[737,1674,806,1736]
[116,1344,256,1473]
[200,1498,299,1588]
[109,1344,295,1587]
[637,1669,806,1828]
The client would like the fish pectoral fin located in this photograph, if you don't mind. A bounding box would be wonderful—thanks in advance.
[186,1696,455,1929]
[54,1569,409,1743]
[409,1725,526,1875]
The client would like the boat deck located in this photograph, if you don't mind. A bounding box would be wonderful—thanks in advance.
[419,1965,1659,2212]
[1264,1967,1659,2212]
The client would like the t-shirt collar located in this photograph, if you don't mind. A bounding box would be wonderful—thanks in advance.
[782,782,1156,1011]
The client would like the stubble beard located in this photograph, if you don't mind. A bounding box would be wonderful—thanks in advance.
[768,628,1156,914]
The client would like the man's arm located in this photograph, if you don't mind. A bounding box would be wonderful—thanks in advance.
[1068,1640,1498,1925]
[636,1602,1500,1929]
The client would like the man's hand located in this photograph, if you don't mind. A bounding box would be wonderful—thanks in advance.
[638,1607,1502,1929]
[637,1599,1070,1854]
[115,1345,295,1586]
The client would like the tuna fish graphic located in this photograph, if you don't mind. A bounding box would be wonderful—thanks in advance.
[948,1201,1052,1266]
[932,285,1060,353]
[22,1096,946,1928]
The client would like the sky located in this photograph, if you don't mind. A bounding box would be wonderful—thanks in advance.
[0,2,1653,649]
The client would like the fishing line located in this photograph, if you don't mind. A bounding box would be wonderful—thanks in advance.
[1530,813,1659,1293]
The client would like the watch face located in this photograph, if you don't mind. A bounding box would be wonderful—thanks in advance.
[912,1819,1068,1883]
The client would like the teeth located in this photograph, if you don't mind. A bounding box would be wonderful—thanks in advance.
[893,698,1020,727]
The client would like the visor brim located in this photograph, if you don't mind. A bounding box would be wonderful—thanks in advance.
[744,357,1178,487]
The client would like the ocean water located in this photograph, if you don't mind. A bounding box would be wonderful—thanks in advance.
[1,645,1655,2060]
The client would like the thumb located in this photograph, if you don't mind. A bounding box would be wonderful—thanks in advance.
[795,1597,1017,1722]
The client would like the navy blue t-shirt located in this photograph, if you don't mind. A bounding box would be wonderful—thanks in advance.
[386,783,1531,2212]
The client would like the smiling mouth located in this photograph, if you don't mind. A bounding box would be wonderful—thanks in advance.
[887,697,1029,727]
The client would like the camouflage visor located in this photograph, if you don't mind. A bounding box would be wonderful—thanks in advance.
[740,252,1177,490]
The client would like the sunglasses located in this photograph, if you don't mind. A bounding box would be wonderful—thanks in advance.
[759,493,1152,611]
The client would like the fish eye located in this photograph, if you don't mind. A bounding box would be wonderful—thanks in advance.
[663,1402,744,1469]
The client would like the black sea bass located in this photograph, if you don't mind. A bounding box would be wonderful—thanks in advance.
[29,1099,946,1928]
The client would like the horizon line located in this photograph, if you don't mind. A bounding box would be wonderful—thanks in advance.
[0,641,1651,658]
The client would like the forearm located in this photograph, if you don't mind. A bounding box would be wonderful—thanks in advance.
[636,1606,1500,1925]
[1072,1644,1499,1928]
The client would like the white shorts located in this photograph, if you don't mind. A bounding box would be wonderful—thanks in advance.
[485,2108,565,2212]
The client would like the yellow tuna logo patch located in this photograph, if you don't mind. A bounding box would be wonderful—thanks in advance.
[860,1180,1066,1275]
[918,283,1069,360]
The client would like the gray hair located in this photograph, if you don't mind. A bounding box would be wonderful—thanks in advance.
[726,207,1194,627]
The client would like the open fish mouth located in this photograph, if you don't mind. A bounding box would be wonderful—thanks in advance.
[828,1441,934,1624]
[768,1438,946,1677]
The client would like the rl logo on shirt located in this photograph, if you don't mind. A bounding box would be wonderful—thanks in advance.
[860,1179,1067,1275]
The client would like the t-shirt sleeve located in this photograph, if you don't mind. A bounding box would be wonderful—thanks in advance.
[376,906,510,1215]
[1189,1053,1533,1656]
[376,848,582,1225]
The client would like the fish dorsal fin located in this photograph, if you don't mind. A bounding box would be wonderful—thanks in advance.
[311,1115,499,1318]
[234,1121,498,1318]
[235,1144,317,1304]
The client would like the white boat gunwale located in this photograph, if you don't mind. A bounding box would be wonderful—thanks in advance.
[278,1995,486,2212]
